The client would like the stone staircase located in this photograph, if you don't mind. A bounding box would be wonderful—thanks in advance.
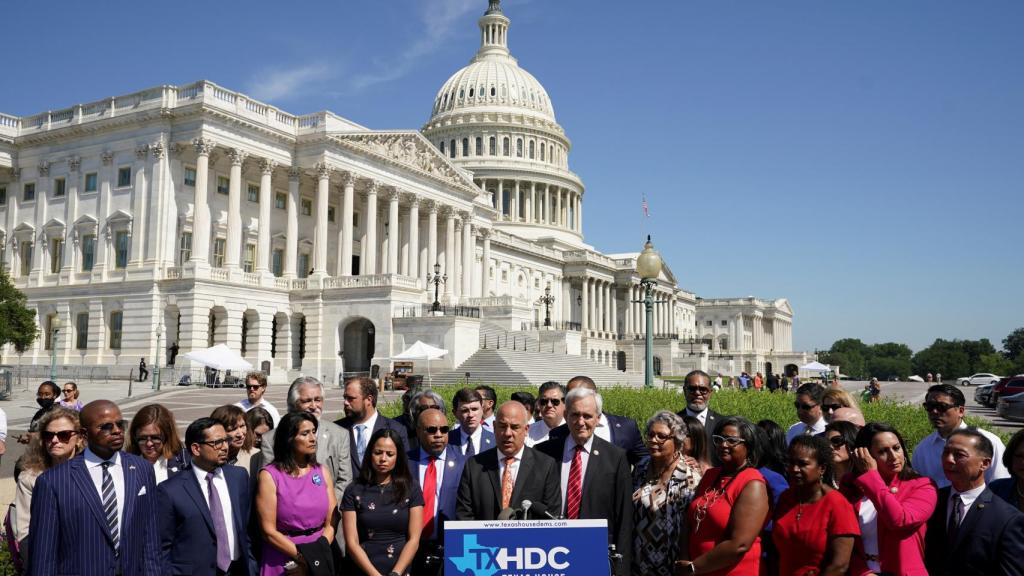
[429,347,656,388]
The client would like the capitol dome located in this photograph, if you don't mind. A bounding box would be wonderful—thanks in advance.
[431,57,556,122]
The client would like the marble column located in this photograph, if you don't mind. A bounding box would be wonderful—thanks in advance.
[453,218,462,297]
[256,159,274,274]
[611,284,618,336]
[576,193,583,232]
[444,208,455,295]
[364,182,378,275]
[386,189,400,275]
[580,277,589,333]
[313,162,330,275]
[497,180,505,220]
[191,139,214,264]
[407,195,419,280]
[427,201,438,273]
[480,229,491,297]
[340,174,355,276]
[513,181,520,221]
[526,182,534,223]
[226,149,246,269]
[596,280,604,334]
[285,168,300,278]
[461,213,472,295]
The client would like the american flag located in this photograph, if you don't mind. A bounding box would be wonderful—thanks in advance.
[641,195,650,218]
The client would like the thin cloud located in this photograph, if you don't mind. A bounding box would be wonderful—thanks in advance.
[245,62,333,102]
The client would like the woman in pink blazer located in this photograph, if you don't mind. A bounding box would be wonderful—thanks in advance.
[840,422,936,576]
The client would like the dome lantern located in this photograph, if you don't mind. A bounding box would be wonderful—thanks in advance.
[476,0,511,60]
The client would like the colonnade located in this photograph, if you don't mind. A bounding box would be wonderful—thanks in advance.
[475,178,581,233]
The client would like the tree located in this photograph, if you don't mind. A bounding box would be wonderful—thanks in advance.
[0,269,37,354]
[868,342,913,379]
[820,338,869,378]
[977,352,1015,376]
[1004,328,1024,361]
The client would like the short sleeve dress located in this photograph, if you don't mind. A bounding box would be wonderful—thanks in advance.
[687,467,767,576]
[772,488,860,576]
[342,481,425,576]
[260,463,329,576]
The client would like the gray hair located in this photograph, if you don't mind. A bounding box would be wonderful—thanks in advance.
[286,376,324,412]
[409,389,446,423]
[646,410,688,447]
[565,386,603,415]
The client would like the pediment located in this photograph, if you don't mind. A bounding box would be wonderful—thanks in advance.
[329,131,481,196]
[13,222,36,234]
[774,298,793,315]
[106,209,133,225]
[42,217,66,231]
[73,214,98,227]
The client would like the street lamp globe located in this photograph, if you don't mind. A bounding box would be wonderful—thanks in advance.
[52,317,62,331]
[636,235,663,280]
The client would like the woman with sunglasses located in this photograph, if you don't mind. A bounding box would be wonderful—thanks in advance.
[821,388,859,424]
[342,428,423,576]
[15,407,84,555]
[127,403,188,483]
[59,381,83,411]
[677,416,769,575]
[632,411,702,576]
[211,404,259,473]
[824,421,859,488]
[840,422,935,576]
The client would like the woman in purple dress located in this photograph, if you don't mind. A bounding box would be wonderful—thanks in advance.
[256,412,336,575]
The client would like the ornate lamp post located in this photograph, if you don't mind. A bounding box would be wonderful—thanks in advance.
[635,235,663,389]
[427,262,447,313]
[49,316,61,382]
[538,282,556,327]
[154,316,164,391]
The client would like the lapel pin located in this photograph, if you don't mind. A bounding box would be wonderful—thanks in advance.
[889,487,898,494]
[978,503,986,510]
[593,450,600,456]
[615,423,621,428]
[128,464,136,470]
[447,460,455,468]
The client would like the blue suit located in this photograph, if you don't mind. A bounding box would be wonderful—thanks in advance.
[408,447,466,540]
[548,412,649,469]
[29,451,160,576]
[156,464,257,576]
[447,427,496,456]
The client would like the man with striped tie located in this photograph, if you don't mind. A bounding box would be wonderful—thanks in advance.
[29,399,160,575]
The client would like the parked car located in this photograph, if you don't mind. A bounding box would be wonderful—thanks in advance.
[997,391,1024,421]
[975,383,997,408]
[957,373,1002,387]
[992,376,1024,403]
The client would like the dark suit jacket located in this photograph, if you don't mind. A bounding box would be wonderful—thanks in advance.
[536,434,634,575]
[394,413,418,452]
[408,447,467,541]
[548,412,649,469]
[925,486,1024,576]
[676,407,723,447]
[28,451,160,576]
[456,446,560,521]
[156,464,257,576]
[335,412,409,477]
[447,427,496,456]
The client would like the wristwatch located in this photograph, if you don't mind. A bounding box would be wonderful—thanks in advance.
[687,562,697,574]
[388,572,401,576]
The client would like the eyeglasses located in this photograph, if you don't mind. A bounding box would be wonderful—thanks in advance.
[711,435,746,447]
[98,420,127,434]
[42,430,77,443]
[135,435,165,445]
[794,401,818,411]
[421,425,450,435]
[827,435,847,448]
[923,401,957,413]
[245,384,264,391]
[538,398,562,407]
[62,388,75,394]
[648,431,675,443]
[198,438,230,449]
[419,404,441,411]
[822,403,842,413]
[685,386,711,395]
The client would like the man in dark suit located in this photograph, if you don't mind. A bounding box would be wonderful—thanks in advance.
[408,407,466,576]
[558,376,649,469]
[335,377,408,476]
[396,389,447,453]
[29,400,160,576]
[448,387,496,456]
[537,388,633,575]
[157,417,257,575]
[457,401,560,521]
[676,370,724,445]
[925,428,1024,575]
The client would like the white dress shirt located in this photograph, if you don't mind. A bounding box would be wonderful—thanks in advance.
[235,398,282,427]
[559,435,594,517]
[483,414,495,430]
[526,418,564,447]
[497,445,525,496]
[192,465,239,561]
[83,448,125,543]
[785,417,826,445]
[948,483,987,526]
[153,456,169,485]
[353,411,380,458]
[459,426,483,455]
[685,407,709,426]
[595,414,612,444]
[911,421,1009,488]
[417,447,448,528]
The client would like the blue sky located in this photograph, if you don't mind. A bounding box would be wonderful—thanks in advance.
[4,1,1021,352]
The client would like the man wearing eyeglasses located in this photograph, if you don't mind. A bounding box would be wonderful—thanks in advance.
[526,381,566,447]
[408,408,466,576]
[234,373,280,427]
[785,383,828,444]
[912,384,1008,488]
[29,400,160,576]
[156,417,257,575]
[676,370,723,446]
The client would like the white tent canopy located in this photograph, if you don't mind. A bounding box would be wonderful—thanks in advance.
[800,361,831,372]
[393,340,449,385]
[181,344,253,372]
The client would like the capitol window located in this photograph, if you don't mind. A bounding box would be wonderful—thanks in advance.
[540,143,545,161]
[244,244,256,273]
[49,238,63,274]
[117,167,131,188]
[84,172,98,193]
[109,311,123,350]
[529,141,535,159]
[212,238,226,268]
[462,138,469,156]
[469,88,475,97]
[449,139,456,158]
[81,234,96,271]
[184,167,196,187]
[54,177,66,198]
[301,198,312,216]
[75,312,89,350]
[488,137,496,155]
[0,186,6,206]
[19,241,32,276]
[502,137,510,156]
[440,141,446,155]
[178,232,192,266]
[216,176,229,195]
[275,192,286,209]
[476,137,483,155]
[114,231,129,269]
[328,206,336,222]
[516,139,523,157]
[23,182,36,202]
[272,249,284,277]
[247,183,259,203]
[490,86,496,97]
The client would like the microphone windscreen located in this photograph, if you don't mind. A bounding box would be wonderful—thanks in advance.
[497,507,516,520]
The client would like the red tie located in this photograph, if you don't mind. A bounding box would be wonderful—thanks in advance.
[566,444,583,519]
[422,456,437,538]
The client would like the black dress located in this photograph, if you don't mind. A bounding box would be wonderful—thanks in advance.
[341,481,424,576]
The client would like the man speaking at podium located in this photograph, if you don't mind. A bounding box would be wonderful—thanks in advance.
[537,387,633,575]
[456,401,560,521]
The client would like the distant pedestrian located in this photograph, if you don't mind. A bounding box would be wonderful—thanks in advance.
[167,342,179,366]
[138,358,149,381]
[59,382,83,411]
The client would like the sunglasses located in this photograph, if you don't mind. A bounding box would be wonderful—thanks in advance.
[538,398,562,407]
[98,420,127,434]
[419,404,441,411]
[685,386,712,395]
[794,402,818,411]
[135,434,165,445]
[62,388,75,394]
[827,435,847,448]
[711,435,746,447]
[245,384,264,391]
[923,401,957,413]
[42,430,77,443]
[198,438,230,449]
[421,425,451,435]
[822,403,842,413]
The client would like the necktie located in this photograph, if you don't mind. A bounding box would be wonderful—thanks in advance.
[566,444,583,519]
[355,425,367,463]
[422,456,438,539]
[947,493,964,545]
[804,425,813,436]
[501,456,515,509]
[206,472,232,571]
[465,436,475,457]
[100,461,120,553]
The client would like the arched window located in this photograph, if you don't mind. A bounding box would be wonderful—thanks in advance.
[442,94,448,108]
[528,141,535,159]
[489,137,496,155]
[439,141,446,155]
[540,142,545,161]
[449,139,456,158]
[475,137,483,156]
[490,86,496,97]
[469,87,474,97]
[462,138,469,156]
[459,89,464,98]
[502,137,510,156]
[516,138,523,157]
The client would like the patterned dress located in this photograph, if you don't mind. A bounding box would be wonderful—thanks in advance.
[632,457,702,576]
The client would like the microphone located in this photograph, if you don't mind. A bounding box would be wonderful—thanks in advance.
[521,500,560,520]
[521,499,533,519]
[497,507,517,520]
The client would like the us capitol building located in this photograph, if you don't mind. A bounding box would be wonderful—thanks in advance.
[0,1,812,386]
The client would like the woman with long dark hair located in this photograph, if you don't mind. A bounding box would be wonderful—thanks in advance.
[682,416,711,473]
[342,428,423,576]
[824,421,859,488]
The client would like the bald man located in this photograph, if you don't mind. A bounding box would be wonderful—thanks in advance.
[831,407,866,429]
[29,400,160,576]
[456,402,561,520]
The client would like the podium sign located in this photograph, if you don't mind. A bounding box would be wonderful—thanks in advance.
[444,519,610,576]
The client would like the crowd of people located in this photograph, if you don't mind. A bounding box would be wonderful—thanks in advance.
[3,370,1024,575]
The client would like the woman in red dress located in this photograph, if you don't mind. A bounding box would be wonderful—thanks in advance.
[678,416,769,575]
[773,435,859,576]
